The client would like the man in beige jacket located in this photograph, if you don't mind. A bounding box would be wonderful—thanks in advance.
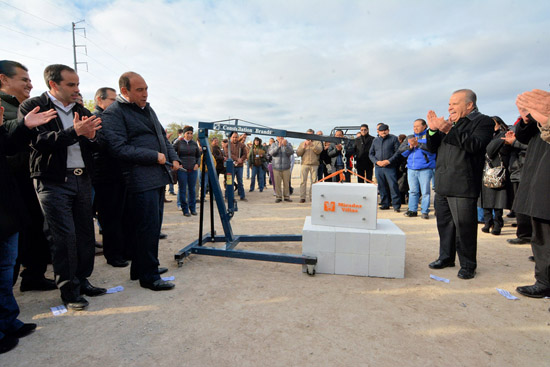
[296,129,322,203]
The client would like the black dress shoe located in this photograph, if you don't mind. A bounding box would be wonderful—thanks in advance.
[403,211,417,217]
[428,259,455,269]
[140,279,175,291]
[8,323,36,338]
[393,208,401,213]
[379,206,390,210]
[159,233,168,239]
[507,238,530,245]
[183,212,191,217]
[62,295,89,310]
[191,212,198,216]
[107,259,129,268]
[157,267,168,275]
[81,280,107,297]
[20,277,57,292]
[0,336,18,354]
[516,284,550,298]
[457,268,476,280]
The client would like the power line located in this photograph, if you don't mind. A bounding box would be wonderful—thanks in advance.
[77,25,131,70]
[0,24,71,51]
[0,1,70,32]
[0,47,56,64]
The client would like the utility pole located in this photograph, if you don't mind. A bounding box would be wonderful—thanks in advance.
[72,20,88,72]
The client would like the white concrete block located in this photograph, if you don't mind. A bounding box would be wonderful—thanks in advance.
[370,219,406,256]
[335,253,369,276]
[368,255,387,277]
[302,216,335,253]
[386,256,405,278]
[311,182,378,230]
[334,226,370,255]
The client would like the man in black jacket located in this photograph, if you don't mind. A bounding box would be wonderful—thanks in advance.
[513,89,550,298]
[0,60,55,292]
[426,89,493,280]
[354,124,374,182]
[18,64,105,310]
[101,72,181,291]
[91,87,130,268]
[369,124,401,211]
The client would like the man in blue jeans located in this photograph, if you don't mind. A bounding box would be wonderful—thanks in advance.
[399,119,436,219]
[369,124,402,212]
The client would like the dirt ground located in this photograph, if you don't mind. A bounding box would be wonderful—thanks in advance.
[4,168,550,367]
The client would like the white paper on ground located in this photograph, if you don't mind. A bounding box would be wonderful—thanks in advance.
[430,274,450,283]
[106,286,124,294]
[496,288,519,300]
[51,305,67,316]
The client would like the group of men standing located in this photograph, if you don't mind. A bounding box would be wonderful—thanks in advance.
[0,61,180,351]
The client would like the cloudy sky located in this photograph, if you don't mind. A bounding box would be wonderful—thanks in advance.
[2,0,549,136]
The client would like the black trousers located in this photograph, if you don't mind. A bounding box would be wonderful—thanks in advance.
[94,181,129,263]
[512,182,533,240]
[13,172,51,282]
[127,187,164,283]
[434,194,478,270]
[35,173,95,297]
[531,217,550,288]
[355,163,373,183]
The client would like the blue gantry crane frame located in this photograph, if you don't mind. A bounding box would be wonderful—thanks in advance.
[174,119,350,275]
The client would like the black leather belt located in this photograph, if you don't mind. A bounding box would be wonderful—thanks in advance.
[67,168,85,176]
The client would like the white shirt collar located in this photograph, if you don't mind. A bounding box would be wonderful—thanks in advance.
[47,91,75,113]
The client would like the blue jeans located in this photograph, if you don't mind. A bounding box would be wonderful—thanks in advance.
[234,166,245,199]
[407,168,433,214]
[250,165,265,191]
[177,169,198,214]
[0,233,23,339]
[375,166,401,209]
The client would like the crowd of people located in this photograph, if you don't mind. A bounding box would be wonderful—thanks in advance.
[1,59,550,355]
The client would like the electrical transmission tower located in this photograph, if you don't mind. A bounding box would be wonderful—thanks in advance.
[72,20,88,72]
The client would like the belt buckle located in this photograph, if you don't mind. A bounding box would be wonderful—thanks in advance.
[73,168,83,176]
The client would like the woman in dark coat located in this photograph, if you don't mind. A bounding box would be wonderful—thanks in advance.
[479,116,513,235]
[173,126,201,217]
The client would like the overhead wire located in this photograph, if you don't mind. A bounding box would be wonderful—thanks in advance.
[0,1,71,32]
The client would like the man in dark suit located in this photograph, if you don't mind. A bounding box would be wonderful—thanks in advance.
[426,89,494,280]
[19,64,106,310]
[354,124,374,182]
[101,72,181,291]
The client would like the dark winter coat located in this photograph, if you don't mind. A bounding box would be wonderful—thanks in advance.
[426,110,494,199]
[100,96,179,193]
[512,118,550,221]
[354,134,374,170]
[479,129,513,209]
[368,134,401,167]
[18,92,97,182]
[0,122,34,240]
[92,106,124,184]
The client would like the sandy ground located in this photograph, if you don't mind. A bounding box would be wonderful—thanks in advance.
[4,167,550,367]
